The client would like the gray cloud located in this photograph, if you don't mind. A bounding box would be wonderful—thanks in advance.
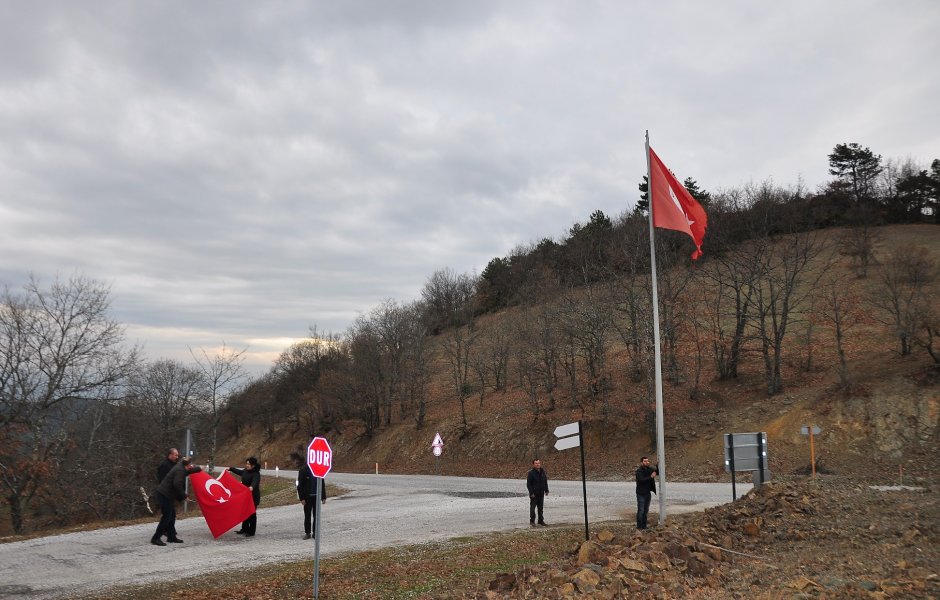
[2,1,938,374]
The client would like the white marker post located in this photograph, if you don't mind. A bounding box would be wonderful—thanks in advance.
[431,432,444,476]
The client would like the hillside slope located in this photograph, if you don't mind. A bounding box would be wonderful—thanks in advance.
[218,225,939,487]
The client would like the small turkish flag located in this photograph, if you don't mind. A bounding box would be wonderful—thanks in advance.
[649,147,708,260]
[189,470,256,538]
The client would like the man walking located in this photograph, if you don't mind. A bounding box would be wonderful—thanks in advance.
[526,458,549,527]
[151,457,200,546]
[635,456,658,530]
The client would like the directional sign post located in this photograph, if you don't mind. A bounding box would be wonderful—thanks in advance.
[800,425,822,479]
[554,420,589,540]
[306,437,333,599]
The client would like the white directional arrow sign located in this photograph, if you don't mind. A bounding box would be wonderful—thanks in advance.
[554,435,581,451]
[553,420,581,450]
[553,422,580,439]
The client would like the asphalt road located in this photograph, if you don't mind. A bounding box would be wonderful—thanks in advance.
[0,472,748,599]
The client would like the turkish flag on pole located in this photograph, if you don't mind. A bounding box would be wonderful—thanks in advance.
[648,147,708,259]
[189,470,256,538]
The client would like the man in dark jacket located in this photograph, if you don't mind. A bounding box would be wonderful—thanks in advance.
[156,448,179,484]
[155,448,179,538]
[229,457,261,537]
[296,463,328,539]
[526,458,549,526]
[635,456,658,530]
[151,457,201,546]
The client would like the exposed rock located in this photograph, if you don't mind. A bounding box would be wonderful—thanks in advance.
[483,478,939,599]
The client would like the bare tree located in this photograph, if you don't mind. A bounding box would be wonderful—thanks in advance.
[423,270,478,432]
[559,287,615,415]
[0,275,138,533]
[871,245,937,357]
[190,343,247,471]
[818,275,865,389]
[751,230,833,395]
[130,359,206,445]
[473,319,512,403]
[838,225,881,278]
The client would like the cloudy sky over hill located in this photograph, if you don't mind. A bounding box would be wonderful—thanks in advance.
[1,1,937,374]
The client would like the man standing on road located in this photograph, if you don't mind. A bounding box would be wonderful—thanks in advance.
[526,458,549,527]
[635,456,658,530]
[296,461,327,540]
[155,448,180,538]
[151,457,200,546]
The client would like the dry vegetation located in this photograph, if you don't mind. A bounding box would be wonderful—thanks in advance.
[81,476,938,599]
[7,225,938,598]
[216,226,939,490]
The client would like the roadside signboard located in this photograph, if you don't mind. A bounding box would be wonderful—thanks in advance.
[723,432,769,500]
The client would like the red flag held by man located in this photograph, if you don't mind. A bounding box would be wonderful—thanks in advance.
[648,147,708,259]
[189,470,256,538]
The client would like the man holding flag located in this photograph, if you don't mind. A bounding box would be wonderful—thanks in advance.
[150,457,201,546]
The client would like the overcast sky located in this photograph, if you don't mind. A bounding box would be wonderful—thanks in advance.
[2,1,938,375]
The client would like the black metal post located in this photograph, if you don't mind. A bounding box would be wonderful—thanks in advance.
[757,433,765,487]
[578,420,588,541]
[728,433,737,501]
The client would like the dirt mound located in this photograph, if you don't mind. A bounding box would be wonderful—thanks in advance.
[480,478,939,598]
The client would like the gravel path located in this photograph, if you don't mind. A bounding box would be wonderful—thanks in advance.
[0,472,747,599]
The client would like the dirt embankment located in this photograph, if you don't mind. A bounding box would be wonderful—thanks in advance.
[478,477,939,599]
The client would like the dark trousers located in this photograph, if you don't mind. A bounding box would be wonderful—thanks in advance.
[302,497,320,535]
[242,509,257,536]
[529,493,545,524]
[153,492,176,541]
[636,492,652,529]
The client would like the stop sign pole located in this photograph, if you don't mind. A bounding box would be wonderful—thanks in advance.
[307,437,333,599]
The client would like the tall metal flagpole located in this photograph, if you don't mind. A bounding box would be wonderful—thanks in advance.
[644,131,667,525]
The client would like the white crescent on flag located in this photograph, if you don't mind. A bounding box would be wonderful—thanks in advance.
[668,186,695,226]
[204,478,232,503]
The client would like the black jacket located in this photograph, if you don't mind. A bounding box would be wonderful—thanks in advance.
[156,462,201,502]
[229,467,261,506]
[156,458,176,484]
[635,465,658,495]
[296,466,328,500]
[527,467,549,496]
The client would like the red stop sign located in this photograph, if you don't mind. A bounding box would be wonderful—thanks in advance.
[306,436,333,478]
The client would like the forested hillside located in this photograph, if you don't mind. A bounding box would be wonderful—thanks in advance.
[2,143,937,537]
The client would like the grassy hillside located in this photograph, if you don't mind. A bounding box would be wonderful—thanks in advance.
[217,225,939,486]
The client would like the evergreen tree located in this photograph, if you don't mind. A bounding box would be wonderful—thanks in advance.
[828,142,883,203]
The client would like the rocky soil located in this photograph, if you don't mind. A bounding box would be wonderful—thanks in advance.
[477,477,939,599]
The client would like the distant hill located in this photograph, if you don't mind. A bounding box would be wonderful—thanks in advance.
[217,224,939,487]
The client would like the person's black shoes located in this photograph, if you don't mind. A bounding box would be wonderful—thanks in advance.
[302,533,311,540]
[167,537,184,543]
[235,530,246,535]
[151,538,166,547]
[538,522,547,527]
